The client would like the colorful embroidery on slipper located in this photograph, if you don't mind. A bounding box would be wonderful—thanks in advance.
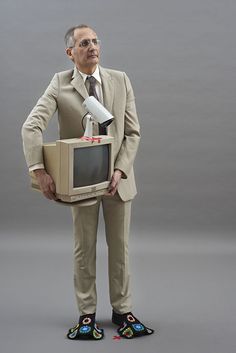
[93,329,103,339]
[132,323,145,332]
[79,325,91,334]
[127,314,135,322]
[68,328,79,339]
[122,327,134,338]
[94,323,103,333]
[82,317,92,325]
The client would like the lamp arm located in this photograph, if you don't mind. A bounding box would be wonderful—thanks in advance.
[83,114,93,138]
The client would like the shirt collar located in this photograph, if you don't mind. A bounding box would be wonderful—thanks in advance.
[72,66,102,85]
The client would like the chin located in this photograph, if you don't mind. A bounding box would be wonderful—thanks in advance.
[88,60,99,66]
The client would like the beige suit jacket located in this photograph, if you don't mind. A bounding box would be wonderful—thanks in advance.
[22,66,141,201]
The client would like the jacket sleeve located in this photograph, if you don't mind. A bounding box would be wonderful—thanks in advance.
[21,74,58,168]
[114,73,141,178]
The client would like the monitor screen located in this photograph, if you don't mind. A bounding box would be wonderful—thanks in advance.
[73,145,109,187]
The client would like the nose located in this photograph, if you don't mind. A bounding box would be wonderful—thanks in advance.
[88,41,96,48]
[88,44,97,52]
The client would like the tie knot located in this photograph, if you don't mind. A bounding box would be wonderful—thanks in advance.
[87,76,96,86]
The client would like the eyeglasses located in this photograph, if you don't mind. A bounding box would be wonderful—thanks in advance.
[78,38,101,48]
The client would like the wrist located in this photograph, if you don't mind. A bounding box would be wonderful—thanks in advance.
[33,168,46,177]
[114,169,122,177]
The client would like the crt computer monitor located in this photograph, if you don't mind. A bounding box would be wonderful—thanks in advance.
[30,136,114,204]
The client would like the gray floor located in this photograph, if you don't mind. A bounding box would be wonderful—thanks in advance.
[1,230,236,353]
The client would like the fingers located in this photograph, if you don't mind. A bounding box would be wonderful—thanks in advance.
[107,176,115,194]
[43,181,58,200]
[107,171,121,196]
[42,187,57,200]
[49,179,57,200]
[37,173,57,200]
[107,182,118,196]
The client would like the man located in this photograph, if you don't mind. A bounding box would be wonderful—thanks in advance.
[22,24,154,340]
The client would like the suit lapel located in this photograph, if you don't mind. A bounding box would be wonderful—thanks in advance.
[100,67,114,113]
[99,67,115,136]
[70,66,114,107]
[70,72,89,100]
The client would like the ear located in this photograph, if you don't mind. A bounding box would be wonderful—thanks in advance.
[66,48,74,61]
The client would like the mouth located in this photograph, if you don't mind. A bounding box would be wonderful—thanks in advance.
[88,55,98,59]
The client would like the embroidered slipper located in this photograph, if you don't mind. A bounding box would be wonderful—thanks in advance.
[67,314,104,340]
[112,311,154,339]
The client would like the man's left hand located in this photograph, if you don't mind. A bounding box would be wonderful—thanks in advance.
[106,169,122,196]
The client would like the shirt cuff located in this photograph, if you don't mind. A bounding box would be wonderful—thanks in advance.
[29,163,45,172]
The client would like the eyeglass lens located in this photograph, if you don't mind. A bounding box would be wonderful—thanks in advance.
[79,39,100,47]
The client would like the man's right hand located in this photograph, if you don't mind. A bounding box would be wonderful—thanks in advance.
[33,169,57,200]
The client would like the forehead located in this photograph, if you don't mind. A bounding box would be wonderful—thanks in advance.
[74,27,97,42]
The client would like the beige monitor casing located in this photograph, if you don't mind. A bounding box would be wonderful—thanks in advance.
[30,136,114,203]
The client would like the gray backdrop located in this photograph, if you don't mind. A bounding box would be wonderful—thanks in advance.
[1,0,236,236]
[1,1,236,353]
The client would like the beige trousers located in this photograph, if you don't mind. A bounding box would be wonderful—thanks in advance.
[71,193,132,315]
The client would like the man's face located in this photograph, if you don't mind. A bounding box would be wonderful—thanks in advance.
[67,27,100,74]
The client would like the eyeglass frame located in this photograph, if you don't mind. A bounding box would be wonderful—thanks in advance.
[70,38,101,49]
